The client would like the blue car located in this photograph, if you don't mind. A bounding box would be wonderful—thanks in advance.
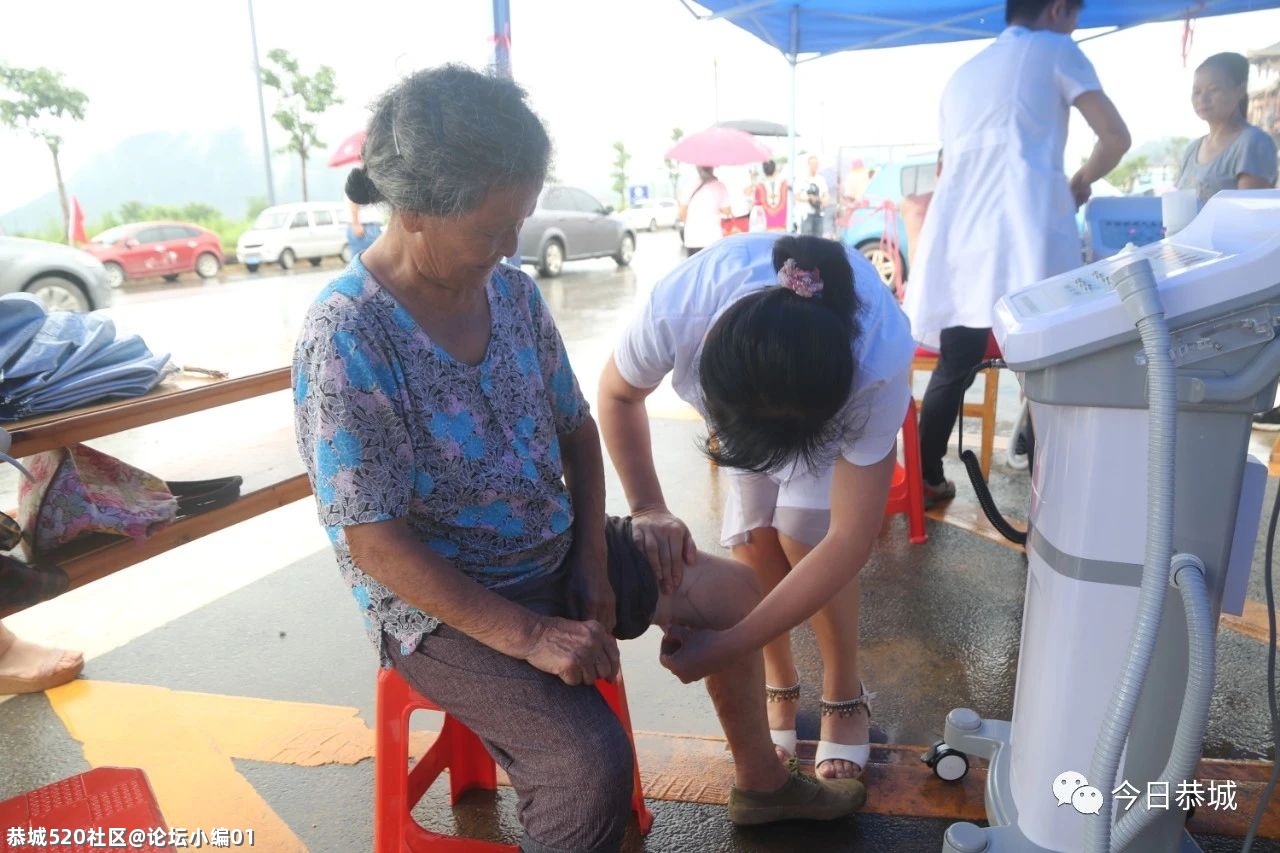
[840,155,938,292]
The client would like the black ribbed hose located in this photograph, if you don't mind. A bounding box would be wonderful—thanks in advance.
[955,359,1028,546]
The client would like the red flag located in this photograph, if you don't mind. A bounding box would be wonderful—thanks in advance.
[68,195,87,245]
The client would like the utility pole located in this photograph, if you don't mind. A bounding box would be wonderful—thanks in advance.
[247,0,275,206]
[713,56,720,122]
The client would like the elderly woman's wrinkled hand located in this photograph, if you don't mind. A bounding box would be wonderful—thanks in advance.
[523,616,620,686]
[630,508,697,596]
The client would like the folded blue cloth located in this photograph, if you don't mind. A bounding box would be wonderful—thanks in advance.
[0,293,174,422]
[0,294,51,380]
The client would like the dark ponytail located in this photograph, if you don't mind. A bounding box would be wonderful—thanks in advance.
[770,235,860,326]
[697,235,863,474]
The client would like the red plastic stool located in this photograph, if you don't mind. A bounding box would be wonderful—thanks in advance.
[884,397,928,543]
[374,667,653,852]
[0,767,169,852]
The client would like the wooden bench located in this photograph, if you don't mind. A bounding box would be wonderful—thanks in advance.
[1,368,311,619]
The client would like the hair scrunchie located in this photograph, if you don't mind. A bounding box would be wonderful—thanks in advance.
[777,257,824,298]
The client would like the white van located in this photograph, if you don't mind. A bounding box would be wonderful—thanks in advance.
[236,202,351,272]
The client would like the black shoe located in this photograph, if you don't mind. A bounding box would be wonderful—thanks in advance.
[922,479,956,509]
[1254,407,1280,431]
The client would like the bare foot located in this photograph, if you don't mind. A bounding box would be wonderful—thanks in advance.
[0,624,84,695]
[816,703,870,780]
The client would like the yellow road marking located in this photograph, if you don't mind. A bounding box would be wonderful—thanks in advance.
[36,678,1280,844]
[46,680,380,851]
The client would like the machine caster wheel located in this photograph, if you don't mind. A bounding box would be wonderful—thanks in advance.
[922,740,970,781]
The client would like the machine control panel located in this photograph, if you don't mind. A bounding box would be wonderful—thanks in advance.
[1008,244,1224,319]
[995,191,1280,372]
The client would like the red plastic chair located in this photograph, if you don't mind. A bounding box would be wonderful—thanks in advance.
[884,397,928,543]
[374,667,653,852]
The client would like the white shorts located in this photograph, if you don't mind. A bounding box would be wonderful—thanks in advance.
[720,464,834,549]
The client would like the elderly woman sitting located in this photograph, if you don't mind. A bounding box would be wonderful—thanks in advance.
[291,65,864,853]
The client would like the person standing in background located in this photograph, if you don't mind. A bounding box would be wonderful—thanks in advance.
[1171,52,1280,430]
[346,199,384,259]
[680,166,732,257]
[795,156,830,237]
[903,0,1130,503]
[752,160,790,232]
[1177,52,1277,207]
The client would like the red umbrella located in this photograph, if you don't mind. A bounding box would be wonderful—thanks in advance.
[665,127,772,167]
[327,130,366,168]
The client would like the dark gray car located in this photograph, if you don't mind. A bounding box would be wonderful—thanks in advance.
[0,236,114,312]
[517,185,636,277]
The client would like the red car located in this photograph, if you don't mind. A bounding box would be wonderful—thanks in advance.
[83,221,223,288]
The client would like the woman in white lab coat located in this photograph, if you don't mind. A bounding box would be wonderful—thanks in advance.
[903,0,1130,500]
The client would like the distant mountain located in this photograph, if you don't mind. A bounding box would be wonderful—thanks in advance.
[0,128,351,234]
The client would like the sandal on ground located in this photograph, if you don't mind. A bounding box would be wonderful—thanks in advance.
[816,682,876,778]
[766,682,800,758]
[923,479,956,510]
[0,624,84,695]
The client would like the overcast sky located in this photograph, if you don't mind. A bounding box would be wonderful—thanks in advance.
[3,1,1280,210]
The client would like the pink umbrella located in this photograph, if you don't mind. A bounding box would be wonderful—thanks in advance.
[327,130,366,168]
[665,126,772,167]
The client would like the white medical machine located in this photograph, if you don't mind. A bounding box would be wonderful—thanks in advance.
[938,191,1280,852]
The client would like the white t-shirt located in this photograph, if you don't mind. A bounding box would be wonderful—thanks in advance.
[904,26,1101,347]
[355,204,385,224]
[682,179,730,250]
[615,232,915,468]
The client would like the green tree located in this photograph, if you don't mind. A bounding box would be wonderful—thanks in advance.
[666,128,684,197]
[246,196,269,220]
[1164,136,1190,181]
[0,64,88,243]
[611,141,632,209]
[1105,154,1151,193]
[119,200,149,223]
[260,48,342,202]
[1165,137,1190,165]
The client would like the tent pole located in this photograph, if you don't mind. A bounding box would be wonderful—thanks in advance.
[789,5,798,233]
[492,0,512,78]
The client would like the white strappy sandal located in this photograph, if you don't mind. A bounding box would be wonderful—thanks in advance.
[815,682,876,777]
[765,682,800,758]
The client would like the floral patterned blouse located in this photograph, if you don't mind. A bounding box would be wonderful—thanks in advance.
[292,258,590,663]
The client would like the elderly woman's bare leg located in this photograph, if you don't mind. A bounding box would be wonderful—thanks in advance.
[652,553,827,802]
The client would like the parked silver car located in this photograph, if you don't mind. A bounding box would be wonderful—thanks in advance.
[0,236,114,312]
[517,186,636,277]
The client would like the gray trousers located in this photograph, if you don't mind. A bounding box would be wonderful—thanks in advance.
[387,518,656,853]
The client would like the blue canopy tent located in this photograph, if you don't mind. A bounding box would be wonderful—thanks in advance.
[680,0,1280,208]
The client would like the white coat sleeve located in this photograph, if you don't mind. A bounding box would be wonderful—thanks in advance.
[1055,38,1102,105]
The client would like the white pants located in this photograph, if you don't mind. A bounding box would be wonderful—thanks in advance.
[720,464,834,549]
